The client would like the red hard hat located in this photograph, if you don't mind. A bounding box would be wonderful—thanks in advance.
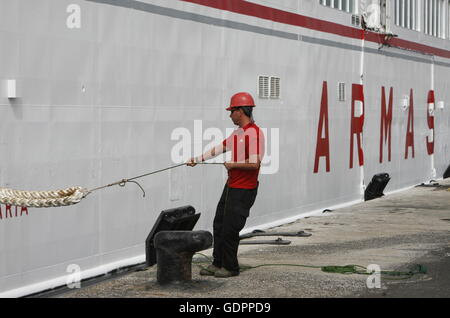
[226,92,255,111]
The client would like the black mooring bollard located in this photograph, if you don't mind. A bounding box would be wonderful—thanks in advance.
[154,230,212,285]
[444,164,450,179]
[365,173,390,201]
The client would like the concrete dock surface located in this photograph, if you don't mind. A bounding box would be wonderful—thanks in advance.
[55,179,450,298]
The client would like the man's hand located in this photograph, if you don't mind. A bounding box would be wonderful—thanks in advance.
[186,157,198,167]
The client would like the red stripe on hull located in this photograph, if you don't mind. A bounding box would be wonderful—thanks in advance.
[182,0,450,59]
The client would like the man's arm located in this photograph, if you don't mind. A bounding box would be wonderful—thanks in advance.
[186,144,226,166]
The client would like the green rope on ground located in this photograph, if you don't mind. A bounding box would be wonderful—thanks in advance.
[239,263,322,271]
[377,264,428,280]
[193,253,427,280]
[321,265,366,274]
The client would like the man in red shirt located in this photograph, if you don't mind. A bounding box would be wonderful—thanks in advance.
[187,92,265,278]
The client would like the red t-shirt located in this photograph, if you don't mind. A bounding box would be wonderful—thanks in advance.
[222,122,265,189]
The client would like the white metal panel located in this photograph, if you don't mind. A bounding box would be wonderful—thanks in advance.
[434,63,450,177]
[364,47,434,190]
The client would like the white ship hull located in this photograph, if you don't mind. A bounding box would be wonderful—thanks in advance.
[0,0,449,296]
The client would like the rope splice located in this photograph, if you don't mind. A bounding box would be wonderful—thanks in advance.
[0,186,89,208]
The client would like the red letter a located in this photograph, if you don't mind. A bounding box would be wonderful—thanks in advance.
[314,81,330,173]
[350,84,365,169]
[405,89,415,159]
[21,207,29,216]
[380,87,393,163]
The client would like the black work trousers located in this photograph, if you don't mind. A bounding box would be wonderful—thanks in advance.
[212,183,258,273]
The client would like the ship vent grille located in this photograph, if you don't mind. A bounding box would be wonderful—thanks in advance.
[258,75,270,98]
[338,82,345,101]
[351,14,361,27]
[270,77,281,99]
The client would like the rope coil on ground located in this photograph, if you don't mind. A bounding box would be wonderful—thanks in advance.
[0,187,89,208]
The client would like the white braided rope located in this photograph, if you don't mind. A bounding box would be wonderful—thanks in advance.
[0,186,89,208]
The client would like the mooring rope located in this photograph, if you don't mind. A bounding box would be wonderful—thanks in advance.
[0,162,222,208]
[0,187,89,208]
